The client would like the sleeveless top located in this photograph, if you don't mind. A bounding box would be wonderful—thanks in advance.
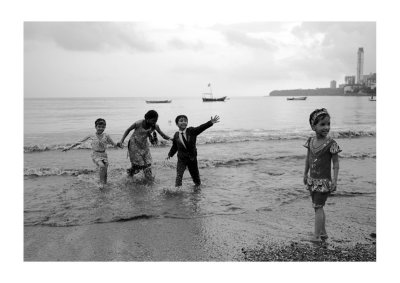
[129,120,154,148]
[304,137,341,192]
[91,133,113,152]
[127,120,155,166]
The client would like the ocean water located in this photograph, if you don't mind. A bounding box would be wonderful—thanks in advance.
[24,96,376,252]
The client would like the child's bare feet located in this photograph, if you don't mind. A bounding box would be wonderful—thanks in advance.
[308,237,322,243]
[320,233,329,240]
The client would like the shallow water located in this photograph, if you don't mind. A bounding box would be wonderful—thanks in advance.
[24,137,376,247]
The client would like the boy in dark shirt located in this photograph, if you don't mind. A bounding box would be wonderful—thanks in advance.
[167,115,220,187]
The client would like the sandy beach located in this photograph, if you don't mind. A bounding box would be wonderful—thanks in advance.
[24,210,376,261]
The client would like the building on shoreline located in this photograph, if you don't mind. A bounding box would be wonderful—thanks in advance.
[345,76,356,85]
[357,47,364,84]
[269,47,375,96]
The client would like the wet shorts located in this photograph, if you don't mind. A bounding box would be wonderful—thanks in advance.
[91,151,108,167]
[310,191,329,208]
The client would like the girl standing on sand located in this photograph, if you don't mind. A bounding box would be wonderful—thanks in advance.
[303,108,341,243]
[117,110,171,180]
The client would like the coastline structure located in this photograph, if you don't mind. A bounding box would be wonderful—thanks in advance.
[357,47,364,84]
[269,47,375,97]
[269,88,372,96]
[270,88,348,96]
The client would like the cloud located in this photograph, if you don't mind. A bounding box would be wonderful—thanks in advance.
[291,22,376,74]
[167,38,204,50]
[221,29,277,51]
[212,22,293,33]
[170,63,217,75]
[24,22,156,52]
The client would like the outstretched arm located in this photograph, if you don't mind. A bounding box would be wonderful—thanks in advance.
[117,122,137,147]
[192,115,220,136]
[106,134,119,148]
[63,135,91,151]
[155,124,171,140]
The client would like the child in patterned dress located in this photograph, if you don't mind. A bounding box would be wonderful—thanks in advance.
[63,118,120,188]
[117,110,171,180]
[303,108,341,242]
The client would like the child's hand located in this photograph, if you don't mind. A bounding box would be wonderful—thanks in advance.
[303,175,308,185]
[166,156,171,160]
[210,115,220,124]
[331,181,337,192]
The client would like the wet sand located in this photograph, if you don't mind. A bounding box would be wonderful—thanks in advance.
[25,216,247,261]
[24,188,376,261]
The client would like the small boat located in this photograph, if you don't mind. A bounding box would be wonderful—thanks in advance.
[369,94,376,101]
[287,96,307,100]
[145,100,172,104]
[202,83,227,102]
[202,95,227,102]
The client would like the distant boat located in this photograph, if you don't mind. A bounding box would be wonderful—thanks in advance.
[202,83,227,102]
[369,94,376,101]
[287,96,307,100]
[145,100,172,104]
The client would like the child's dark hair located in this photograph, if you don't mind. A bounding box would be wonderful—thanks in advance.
[309,108,330,127]
[144,110,158,120]
[95,118,106,126]
[175,115,188,125]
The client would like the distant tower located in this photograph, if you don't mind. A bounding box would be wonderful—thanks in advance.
[357,47,364,84]
[330,80,337,88]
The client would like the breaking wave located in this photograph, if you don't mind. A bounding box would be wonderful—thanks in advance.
[24,129,376,153]
[24,152,376,177]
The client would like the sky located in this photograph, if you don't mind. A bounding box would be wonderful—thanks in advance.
[24,21,376,98]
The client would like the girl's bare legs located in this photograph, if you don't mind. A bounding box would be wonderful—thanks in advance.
[320,209,328,239]
[313,207,324,241]
[144,167,153,180]
[98,162,108,186]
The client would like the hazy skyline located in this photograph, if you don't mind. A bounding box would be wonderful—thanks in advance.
[24,22,376,98]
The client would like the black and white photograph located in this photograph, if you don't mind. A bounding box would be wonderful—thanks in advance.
[2,0,399,282]
[23,21,377,262]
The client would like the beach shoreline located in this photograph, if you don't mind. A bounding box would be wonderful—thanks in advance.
[24,216,376,261]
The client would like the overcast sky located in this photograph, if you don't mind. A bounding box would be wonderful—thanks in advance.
[24,21,376,98]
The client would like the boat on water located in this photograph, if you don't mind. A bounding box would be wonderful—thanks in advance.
[287,96,307,100]
[369,94,376,101]
[145,100,172,104]
[202,83,227,102]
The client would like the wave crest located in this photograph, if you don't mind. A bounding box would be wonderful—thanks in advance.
[24,129,376,153]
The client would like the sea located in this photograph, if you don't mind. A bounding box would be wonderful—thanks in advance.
[24,96,376,260]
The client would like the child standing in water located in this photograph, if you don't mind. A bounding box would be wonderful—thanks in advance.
[303,108,341,242]
[63,118,120,188]
[167,115,220,187]
[117,110,171,180]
